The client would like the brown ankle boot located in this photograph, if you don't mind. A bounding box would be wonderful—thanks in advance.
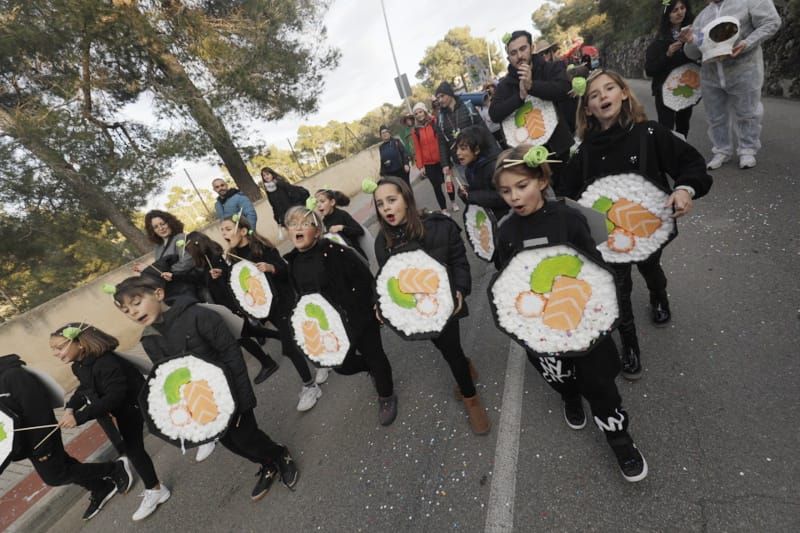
[462,394,490,435]
[453,359,480,400]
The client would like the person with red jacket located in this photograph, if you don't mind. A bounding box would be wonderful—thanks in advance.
[410,102,449,212]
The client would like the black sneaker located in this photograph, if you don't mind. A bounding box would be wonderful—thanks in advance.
[251,464,278,501]
[563,397,586,430]
[621,347,643,381]
[83,482,117,521]
[277,447,299,490]
[110,457,133,494]
[611,442,648,482]
[378,394,398,426]
[254,362,279,384]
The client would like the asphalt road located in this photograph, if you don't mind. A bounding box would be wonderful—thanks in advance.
[48,80,799,532]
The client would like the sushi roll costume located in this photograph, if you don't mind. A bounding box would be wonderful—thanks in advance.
[558,70,712,380]
[0,353,134,521]
[370,177,491,435]
[493,145,648,482]
[111,276,299,501]
[49,324,170,521]
[455,125,509,221]
[283,205,398,426]
[314,189,368,259]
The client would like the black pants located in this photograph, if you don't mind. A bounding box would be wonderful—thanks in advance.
[219,410,285,467]
[655,91,693,137]
[271,313,313,384]
[424,163,447,210]
[32,435,115,494]
[526,337,632,445]
[335,320,394,397]
[431,320,476,398]
[115,405,160,489]
[612,249,668,348]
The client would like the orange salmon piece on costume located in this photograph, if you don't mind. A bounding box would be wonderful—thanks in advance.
[607,199,662,238]
[525,108,546,139]
[398,269,439,294]
[302,320,324,356]
[184,380,219,425]
[542,277,592,331]
[679,69,700,89]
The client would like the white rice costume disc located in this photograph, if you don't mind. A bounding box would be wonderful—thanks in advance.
[577,173,676,263]
[463,204,497,262]
[140,355,237,448]
[291,294,351,367]
[375,250,455,339]
[489,244,618,357]
[229,260,273,318]
[501,96,558,147]
[0,405,15,472]
[662,64,702,112]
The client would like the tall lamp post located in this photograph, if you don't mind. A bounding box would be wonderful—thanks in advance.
[380,0,413,114]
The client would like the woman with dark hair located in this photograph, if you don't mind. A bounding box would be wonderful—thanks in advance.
[259,167,310,231]
[645,0,697,137]
[134,210,197,303]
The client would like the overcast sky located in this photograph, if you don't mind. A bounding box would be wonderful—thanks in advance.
[151,0,545,206]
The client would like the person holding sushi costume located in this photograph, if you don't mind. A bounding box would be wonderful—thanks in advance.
[0,354,133,521]
[370,176,491,435]
[283,204,398,426]
[314,189,368,259]
[219,216,328,412]
[557,70,712,380]
[111,276,299,502]
[49,324,170,520]
[493,145,648,482]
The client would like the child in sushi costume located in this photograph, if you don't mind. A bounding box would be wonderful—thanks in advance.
[283,205,398,426]
[219,216,327,412]
[49,324,169,520]
[112,276,299,501]
[558,70,712,380]
[454,125,509,221]
[314,189,368,259]
[493,145,648,482]
[371,177,491,435]
[0,353,133,521]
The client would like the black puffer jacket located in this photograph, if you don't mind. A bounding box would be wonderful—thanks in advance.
[645,35,695,97]
[463,154,509,220]
[0,354,60,465]
[231,243,296,323]
[65,352,145,425]
[374,213,471,318]
[265,181,310,226]
[436,101,497,166]
[323,208,367,259]
[140,296,256,412]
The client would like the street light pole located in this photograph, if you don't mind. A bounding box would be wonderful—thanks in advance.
[380,0,413,114]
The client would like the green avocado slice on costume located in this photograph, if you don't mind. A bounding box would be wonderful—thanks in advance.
[530,255,583,294]
[305,302,330,330]
[514,101,533,127]
[387,277,416,309]
[238,266,251,291]
[475,209,487,228]
[0,422,7,442]
[163,367,191,405]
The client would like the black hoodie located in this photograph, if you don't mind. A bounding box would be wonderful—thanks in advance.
[265,180,310,226]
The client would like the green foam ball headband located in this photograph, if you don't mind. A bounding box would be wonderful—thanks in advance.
[361,179,378,194]
[305,196,318,211]
[572,76,587,97]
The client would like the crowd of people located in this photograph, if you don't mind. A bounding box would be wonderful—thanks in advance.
[0,0,783,525]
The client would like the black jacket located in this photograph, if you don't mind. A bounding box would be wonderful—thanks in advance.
[232,243,296,322]
[140,296,257,412]
[323,208,367,258]
[488,55,574,156]
[0,354,60,465]
[65,352,145,425]
[436,101,496,166]
[374,213,471,317]
[266,181,310,226]
[557,121,713,200]
[463,154,509,220]
[379,138,409,176]
[285,239,377,333]
[645,35,695,97]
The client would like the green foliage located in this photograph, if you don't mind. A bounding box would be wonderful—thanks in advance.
[164,186,217,231]
[416,27,504,90]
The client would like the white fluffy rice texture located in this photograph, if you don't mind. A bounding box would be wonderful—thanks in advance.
[662,64,702,112]
[375,250,454,336]
[323,233,348,247]
[230,260,273,318]
[491,245,618,354]
[0,409,14,464]
[501,96,558,147]
[291,294,351,367]
[578,173,675,263]
[146,356,236,443]
[464,204,495,261]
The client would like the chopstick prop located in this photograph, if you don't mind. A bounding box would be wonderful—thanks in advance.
[33,425,61,450]
[502,145,561,169]
[15,424,59,432]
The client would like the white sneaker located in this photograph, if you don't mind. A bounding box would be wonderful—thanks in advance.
[739,155,756,169]
[132,486,171,521]
[451,204,460,212]
[706,153,730,170]
[315,368,330,385]
[297,384,322,412]
[195,441,216,462]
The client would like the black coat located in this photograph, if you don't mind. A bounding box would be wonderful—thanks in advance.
[645,35,695,97]
[0,354,60,464]
[379,138,409,176]
[323,208,367,258]
[436,101,497,166]
[65,352,145,425]
[266,181,310,226]
[140,297,257,412]
[463,154,509,220]
[557,121,713,200]
[488,55,574,157]
[374,213,471,318]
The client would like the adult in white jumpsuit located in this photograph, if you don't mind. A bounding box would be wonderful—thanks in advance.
[684,0,781,170]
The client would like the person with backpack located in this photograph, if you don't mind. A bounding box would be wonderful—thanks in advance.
[410,102,449,212]
[378,125,410,183]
